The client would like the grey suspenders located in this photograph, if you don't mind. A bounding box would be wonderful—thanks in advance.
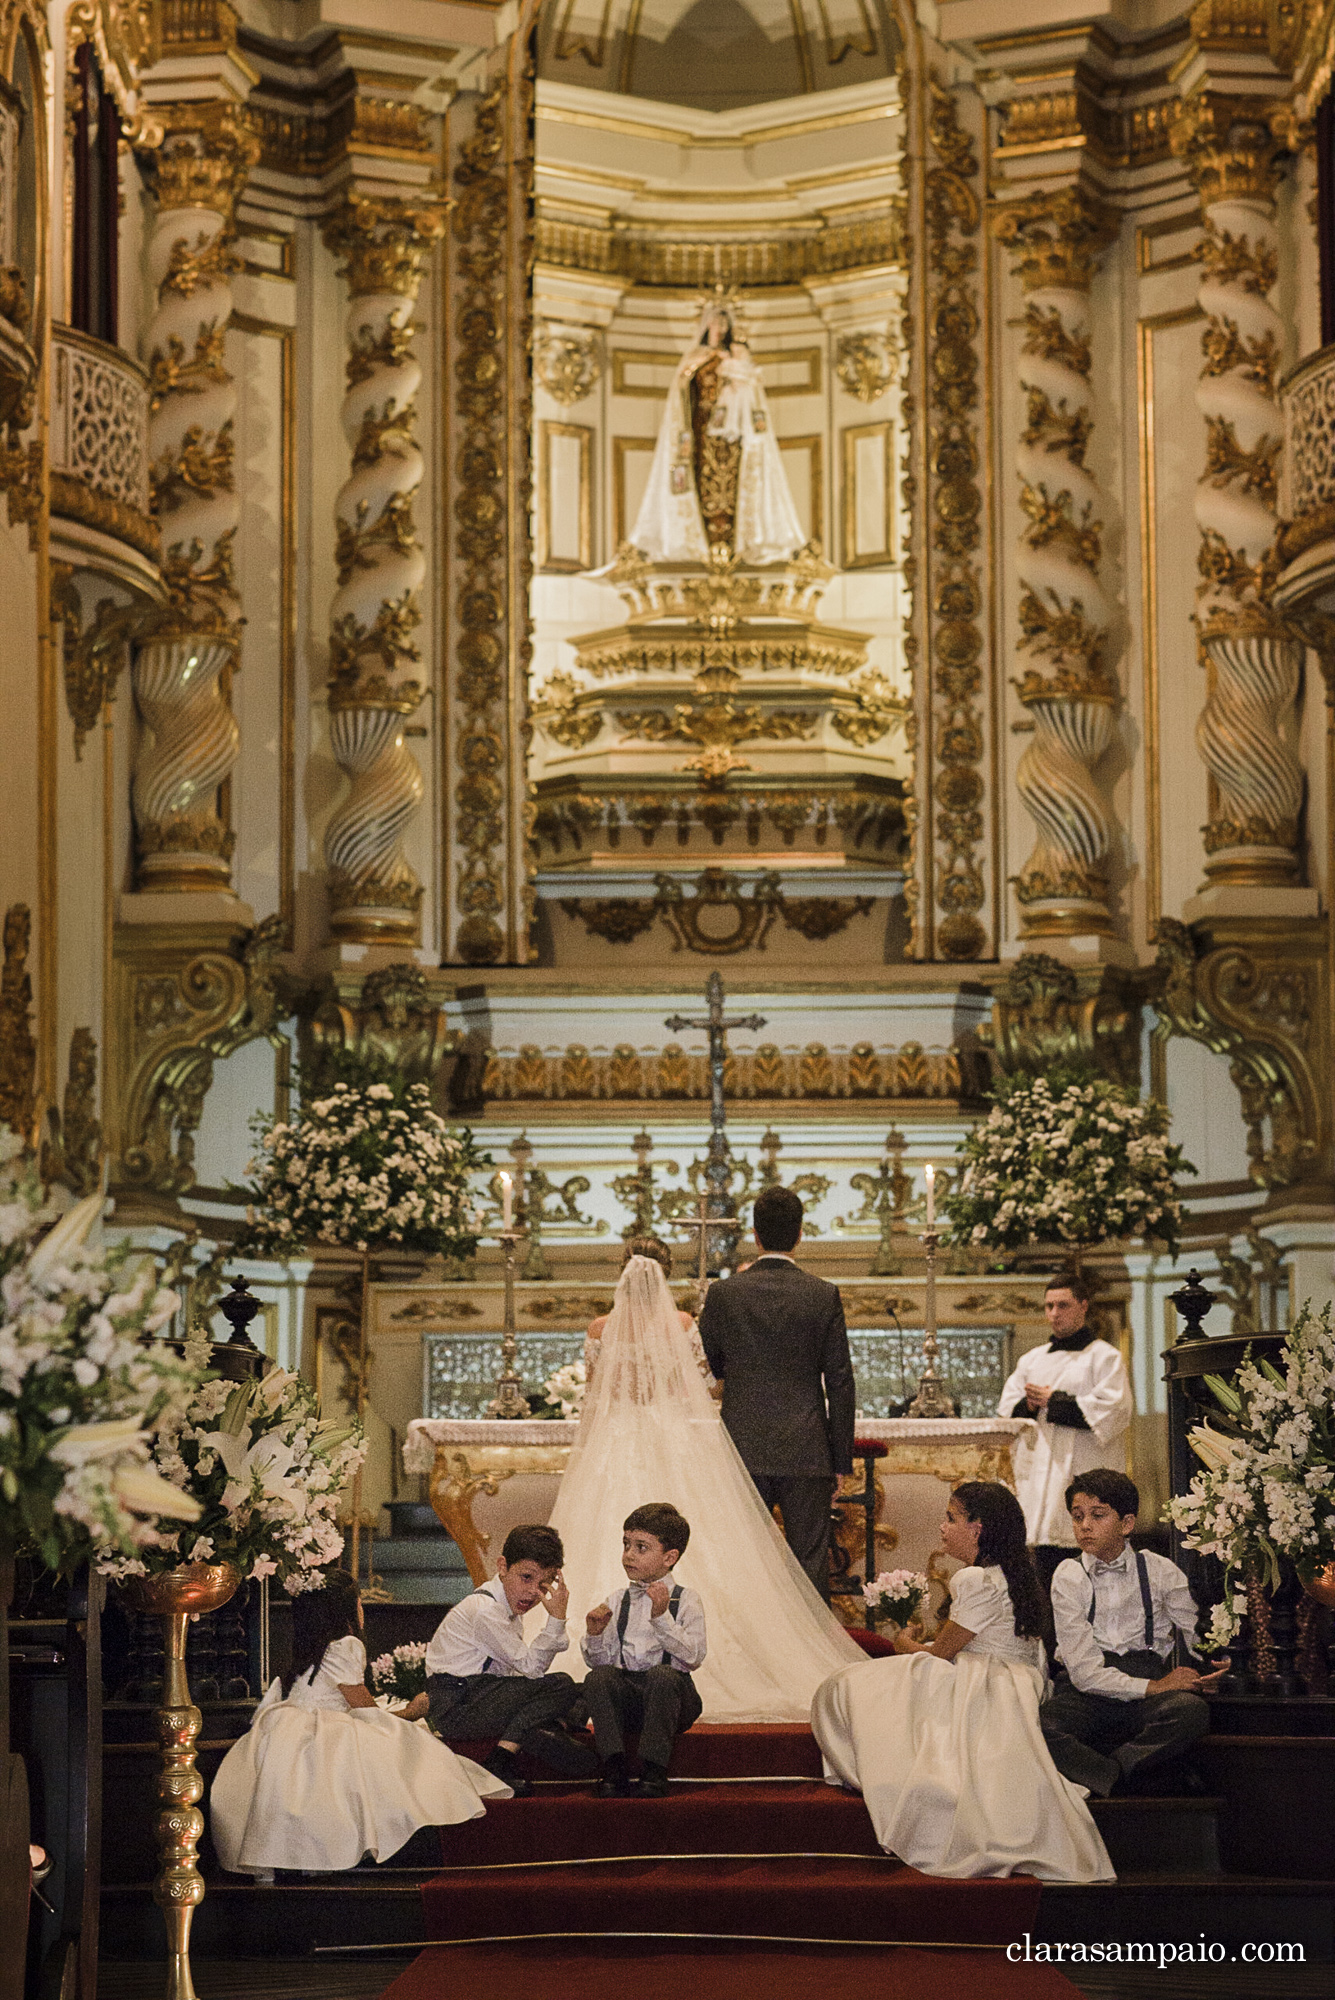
[615,1583,682,1666]
[468,1585,502,1675]
[1086,1549,1154,1649]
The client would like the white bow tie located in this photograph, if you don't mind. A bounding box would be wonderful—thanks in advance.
[1093,1557,1129,1577]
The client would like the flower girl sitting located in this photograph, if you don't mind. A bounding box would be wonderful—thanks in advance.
[210,1569,510,1877]
[812,1482,1114,1883]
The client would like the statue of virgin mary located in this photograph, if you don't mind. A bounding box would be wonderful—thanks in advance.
[628,299,807,566]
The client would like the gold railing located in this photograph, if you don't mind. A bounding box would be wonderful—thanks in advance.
[49,323,158,561]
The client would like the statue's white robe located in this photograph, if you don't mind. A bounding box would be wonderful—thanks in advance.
[629,346,807,566]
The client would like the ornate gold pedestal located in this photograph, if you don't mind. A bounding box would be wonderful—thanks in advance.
[122,1562,241,2000]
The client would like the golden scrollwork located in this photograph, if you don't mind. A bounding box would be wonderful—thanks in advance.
[986,951,1143,1088]
[534,208,906,289]
[924,76,987,962]
[140,101,260,218]
[50,565,140,755]
[1200,317,1277,391]
[0,905,37,1142]
[1152,915,1331,1190]
[486,1037,974,1108]
[534,326,601,407]
[323,193,448,301]
[110,914,293,1196]
[835,331,896,404]
[1021,303,1091,378]
[1202,415,1281,504]
[1018,483,1102,571]
[992,187,1119,294]
[1171,90,1294,208]
[43,1028,102,1196]
[301,961,464,1096]
[559,867,876,957]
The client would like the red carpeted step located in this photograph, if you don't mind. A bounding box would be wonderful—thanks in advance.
[446,1723,822,1781]
[436,1780,881,1867]
[420,1853,1041,1947]
[379,1940,1083,2000]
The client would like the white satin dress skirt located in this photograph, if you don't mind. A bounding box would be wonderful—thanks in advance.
[812,1647,1116,1883]
[210,1639,510,1874]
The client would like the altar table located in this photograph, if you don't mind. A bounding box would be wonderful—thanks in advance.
[403,1415,1033,1593]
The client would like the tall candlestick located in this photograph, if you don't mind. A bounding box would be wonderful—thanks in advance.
[924,1161,935,1228]
[499,1171,512,1231]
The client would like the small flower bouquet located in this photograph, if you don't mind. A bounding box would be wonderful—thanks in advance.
[944,1068,1194,1260]
[370,1640,428,1705]
[864,1568,929,1629]
[240,1074,486,1263]
[529,1358,586,1421]
[1170,1301,1335,1647]
[99,1360,366,1594]
[0,1131,203,1572]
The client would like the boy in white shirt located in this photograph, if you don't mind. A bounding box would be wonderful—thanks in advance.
[581,1502,707,1798]
[1041,1469,1227,1797]
[425,1523,597,1795]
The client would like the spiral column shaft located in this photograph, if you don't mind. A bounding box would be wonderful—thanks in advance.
[321,196,446,944]
[994,189,1120,940]
[1173,95,1302,888]
[132,106,257,893]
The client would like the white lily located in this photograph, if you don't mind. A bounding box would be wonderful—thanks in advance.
[1188,1423,1246,1474]
[50,1417,148,1464]
[213,1425,299,1511]
[26,1191,106,1283]
[112,1463,203,1519]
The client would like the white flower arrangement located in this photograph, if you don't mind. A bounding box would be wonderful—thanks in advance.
[1169,1301,1335,1647]
[529,1358,587,1421]
[863,1568,929,1629]
[99,1358,366,1594]
[240,1075,485,1262]
[944,1070,1193,1259]
[0,1129,202,1572]
[370,1640,428,1704]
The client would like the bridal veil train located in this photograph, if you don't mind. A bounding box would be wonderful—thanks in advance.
[549,1253,864,1723]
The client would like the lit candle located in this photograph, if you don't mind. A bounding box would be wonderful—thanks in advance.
[924,1161,935,1227]
[499,1171,512,1231]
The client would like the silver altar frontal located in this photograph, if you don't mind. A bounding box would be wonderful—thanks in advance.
[403,1413,1034,1603]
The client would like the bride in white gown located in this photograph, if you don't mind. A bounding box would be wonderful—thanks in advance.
[549,1239,864,1723]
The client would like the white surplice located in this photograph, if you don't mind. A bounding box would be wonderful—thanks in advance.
[996,1337,1134,1547]
[209,1636,508,1874]
[812,1566,1115,1883]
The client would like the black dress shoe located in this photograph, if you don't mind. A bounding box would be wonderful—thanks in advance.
[637,1764,670,1798]
[524,1725,600,1778]
[484,1750,532,1797]
[596,1772,636,1798]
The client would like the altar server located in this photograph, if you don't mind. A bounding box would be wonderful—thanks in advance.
[997,1272,1134,1593]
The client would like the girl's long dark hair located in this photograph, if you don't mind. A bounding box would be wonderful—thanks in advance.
[952,1481,1047,1641]
[281,1568,361,1694]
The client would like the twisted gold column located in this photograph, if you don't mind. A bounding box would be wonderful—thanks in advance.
[133,107,257,892]
[994,190,1119,939]
[1173,96,1302,889]
[321,196,446,945]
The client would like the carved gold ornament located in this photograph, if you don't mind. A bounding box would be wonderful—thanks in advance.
[43,1029,102,1196]
[923,76,987,961]
[992,188,1119,294]
[50,566,140,756]
[1171,91,1293,209]
[559,867,875,957]
[535,326,601,407]
[0,906,37,1143]
[485,1035,970,1105]
[835,331,896,404]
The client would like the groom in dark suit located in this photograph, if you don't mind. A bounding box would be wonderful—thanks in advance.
[699,1186,855,1601]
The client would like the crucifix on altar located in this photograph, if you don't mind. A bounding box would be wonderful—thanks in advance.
[665,971,765,1276]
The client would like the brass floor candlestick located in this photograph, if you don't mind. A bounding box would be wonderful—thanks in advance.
[123,1562,240,2000]
[487,1227,531,1418]
[907,1226,954,1418]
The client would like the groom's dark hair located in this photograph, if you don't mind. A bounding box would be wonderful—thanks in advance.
[753,1185,802,1252]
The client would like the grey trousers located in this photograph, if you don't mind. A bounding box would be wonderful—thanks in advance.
[750,1473,836,1603]
[1040,1655,1210,1797]
[426,1670,578,1745]
[581,1663,703,1770]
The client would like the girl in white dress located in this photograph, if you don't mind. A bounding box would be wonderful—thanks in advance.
[812,1482,1114,1883]
[551,1241,864,1724]
[210,1570,509,1876]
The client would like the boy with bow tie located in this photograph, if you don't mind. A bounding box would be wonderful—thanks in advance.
[580,1502,707,1797]
[1041,1469,1227,1796]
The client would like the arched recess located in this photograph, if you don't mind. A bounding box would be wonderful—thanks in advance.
[439,0,997,967]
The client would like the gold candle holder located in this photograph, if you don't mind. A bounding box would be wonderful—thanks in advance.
[907,1227,955,1419]
[487,1228,531,1419]
[122,1561,241,2000]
